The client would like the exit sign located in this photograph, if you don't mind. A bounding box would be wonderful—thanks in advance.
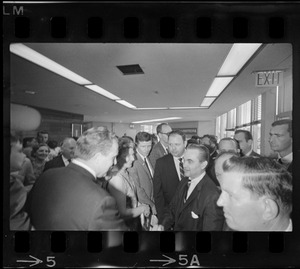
[255,70,284,87]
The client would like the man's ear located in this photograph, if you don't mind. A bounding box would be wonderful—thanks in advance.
[248,139,253,147]
[262,198,279,221]
[201,160,208,170]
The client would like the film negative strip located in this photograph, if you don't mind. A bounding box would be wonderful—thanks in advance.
[3,1,300,268]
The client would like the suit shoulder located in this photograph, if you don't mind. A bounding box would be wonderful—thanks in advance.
[156,154,172,164]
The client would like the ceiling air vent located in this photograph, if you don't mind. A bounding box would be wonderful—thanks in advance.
[116,64,144,75]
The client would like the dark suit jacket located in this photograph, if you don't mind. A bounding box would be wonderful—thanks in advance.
[149,142,168,171]
[153,154,181,223]
[29,163,128,230]
[128,153,156,214]
[162,174,224,231]
[44,155,65,172]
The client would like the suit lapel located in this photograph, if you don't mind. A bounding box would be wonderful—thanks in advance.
[180,175,207,212]
[136,153,153,179]
[167,155,180,182]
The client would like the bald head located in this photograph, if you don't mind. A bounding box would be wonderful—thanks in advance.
[61,137,76,159]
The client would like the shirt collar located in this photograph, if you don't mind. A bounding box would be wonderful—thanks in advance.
[189,171,206,185]
[285,219,293,232]
[160,142,168,153]
[137,150,147,161]
[245,149,253,156]
[72,159,97,179]
[61,154,70,165]
[278,152,293,164]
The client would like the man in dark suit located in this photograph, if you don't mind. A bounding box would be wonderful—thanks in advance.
[234,130,260,157]
[269,119,293,173]
[148,123,172,171]
[153,130,187,223]
[155,144,224,231]
[29,127,127,230]
[44,137,76,171]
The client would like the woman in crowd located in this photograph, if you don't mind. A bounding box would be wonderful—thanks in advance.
[31,143,50,179]
[107,137,150,231]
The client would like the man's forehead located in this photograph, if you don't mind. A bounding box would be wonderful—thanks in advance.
[169,134,183,142]
[138,140,151,145]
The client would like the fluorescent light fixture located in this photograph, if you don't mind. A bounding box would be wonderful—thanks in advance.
[132,117,181,124]
[116,100,137,109]
[169,107,205,110]
[201,97,216,107]
[10,43,92,85]
[85,85,120,100]
[218,43,262,76]
[205,77,234,97]
[135,107,168,110]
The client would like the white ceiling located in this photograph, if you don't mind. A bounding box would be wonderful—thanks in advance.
[10,43,292,124]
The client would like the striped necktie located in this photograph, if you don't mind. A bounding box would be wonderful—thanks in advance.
[179,157,185,181]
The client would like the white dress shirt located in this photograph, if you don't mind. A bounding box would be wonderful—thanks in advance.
[278,152,293,165]
[173,155,184,181]
[61,154,71,166]
[72,159,97,179]
[186,171,206,199]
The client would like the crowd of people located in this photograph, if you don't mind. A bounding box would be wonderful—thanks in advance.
[9,119,293,231]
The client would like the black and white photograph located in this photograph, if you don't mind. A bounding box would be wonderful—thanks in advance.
[3,2,299,268]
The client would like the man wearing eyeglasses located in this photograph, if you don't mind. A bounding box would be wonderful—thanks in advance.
[149,123,172,171]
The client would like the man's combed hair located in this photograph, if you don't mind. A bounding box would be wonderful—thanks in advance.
[75,127,116,160]
[271,119,292,137]
[234,129,253,141]
[168,130,186,141]
[186,143,210,164]
[156,123,169,134]
[223,156,292,216]
[218,137,239,150]
[135,131,152,144]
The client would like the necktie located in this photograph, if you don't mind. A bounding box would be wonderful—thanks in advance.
[179,157,185,181]
[144,157,152,178]
[278,158,283,164]
[184,179,191,203]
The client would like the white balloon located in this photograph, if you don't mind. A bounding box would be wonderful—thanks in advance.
[10,104,41,131]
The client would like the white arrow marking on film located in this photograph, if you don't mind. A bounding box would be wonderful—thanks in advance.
[150,254,176,266]
[16,255,43,267]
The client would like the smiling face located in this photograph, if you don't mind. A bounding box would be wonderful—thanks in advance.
[35,145,50,161]
[216,171,265,231]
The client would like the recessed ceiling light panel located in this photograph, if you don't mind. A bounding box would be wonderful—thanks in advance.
[116,64,144,75]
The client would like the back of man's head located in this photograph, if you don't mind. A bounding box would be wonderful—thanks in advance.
[75,127,115,160]
[218,137,240,154]
[223,156,292,217]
